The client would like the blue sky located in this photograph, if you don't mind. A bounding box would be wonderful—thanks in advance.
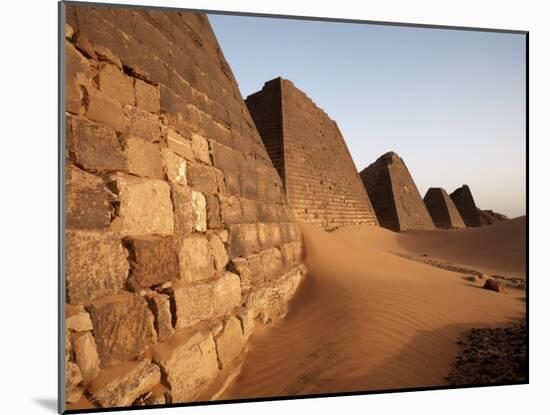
[209,14,526,218]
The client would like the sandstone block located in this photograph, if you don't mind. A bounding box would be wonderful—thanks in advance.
[66,230,128,304]
[88,293,157,365]
[74,34,96,59]
[90,360,161,408]
[192,191,207,232]
[187,163,218,194]
[86,87,128,133]
[209,234,228,271]
[148,293,174,341]
[126,137,163,179]
[228,224,259,257]
[98,63,135,106]
[72,332,100,382]
[214,317,244,368]
[236,307,255,341]
[135,79,160,113]
[154,333,218,403]
[257,222,275,250]
[125,106,160,141]
[165,128,194,160]
[66,310,93,332]
[66,164,114,229]
[65,23,74,39]
[170,184,194,236]
[229,258,251,289]
[178,234,214,283]
[109,174,174,236]
[191,133,210,164]
[219,195,242,224]
[94,44,122,69]
[224,170,241,195]
[206,194,221,229]
[69,117,126,173]
[125,236,179,288]
[240,198,258,223]
[483,278,504,293]
[280,241,302,269]
[66,361,84,403]
[66,42,94,114]
[171,283,213,329]
[246,253,265,284]
[261,248,283,281]
[213,273,242,316]
[161,148,187,186]
[240,175,259,200]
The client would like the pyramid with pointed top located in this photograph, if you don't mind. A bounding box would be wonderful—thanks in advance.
[424,187,466,229]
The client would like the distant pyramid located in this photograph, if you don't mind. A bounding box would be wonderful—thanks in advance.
[449,185,482,227]
[246,77,378,230]
[423,187,466,229]
[359,152,435,231]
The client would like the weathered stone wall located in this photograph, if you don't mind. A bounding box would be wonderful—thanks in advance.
[64,5,304,410]
[450,185,482,227]
[246,78,378,231]
[424,187,466,229]
[359,152,435,232]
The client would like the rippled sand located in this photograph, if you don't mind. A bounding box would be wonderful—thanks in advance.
[221,217,526,399]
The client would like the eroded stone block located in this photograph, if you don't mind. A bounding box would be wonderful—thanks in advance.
[187,163,218,194]
[161,148,187,186]
[178,234,214,283]
[66,230,128,304]
[209,234,228,271]
[171,283,213,329]
[98,63,135,106]
[125,106,160,141]
[88,293,157,365]
[214,317,244,368]
[126,137,163,179]
[125,236,179,288]
[72,331,100,382]
[86,87,128,133]
[170,184,193,236]
[147,293,174,341]
[213,273,241,317]
[192,191,207,232]
[135,79,160,113]
[228,224,259,257]
[109,174,174,236]
[67,310,93,332]
[191,133,210,164]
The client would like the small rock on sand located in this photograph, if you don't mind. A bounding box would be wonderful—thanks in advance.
[483,278,504,292]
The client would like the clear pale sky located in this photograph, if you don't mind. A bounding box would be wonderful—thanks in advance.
[209,14,526,218]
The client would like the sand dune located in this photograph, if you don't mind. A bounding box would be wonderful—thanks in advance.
[221,221,526,399]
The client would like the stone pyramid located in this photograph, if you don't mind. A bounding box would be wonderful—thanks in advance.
[64,4,305,409]
[246,77,378,230]
[450,185,482,227]
[359,152,435,231]
[423,187,466,229]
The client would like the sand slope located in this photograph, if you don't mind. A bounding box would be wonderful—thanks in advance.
[221,221,526,399]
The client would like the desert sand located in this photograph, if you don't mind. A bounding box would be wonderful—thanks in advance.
[221,217,526,399]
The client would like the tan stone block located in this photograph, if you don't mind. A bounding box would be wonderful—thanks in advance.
[214,317,244,368]
[72,331,100,382]
[66,164,114,230]
[178,234,214,283]
[187,163,218,194]
[171,283,213,329]
[212,273,241,317]
[148,293,174,341]
[109,174,174,236]
[246,253,265,284]
[125,236,179,288]
[98,63,135,106]
[66,230,128,304]
[206,194,221,229]
[66,42,94,114]
[66,361,84,403]
[135,79,160,113]
[65,24,74,39]
[219,195,242,225]
[240,198,258,223]
[88,293,157,365]
[170,184,194,236]
[191,133,210,164]
[89,360,161,408]
[209,234,228,271]
[229,258,251,289]
[165,128,194,160]
[86,87,128,133]
[66,310,93,332]
[161,148,187,186]
[154,332,218,403]
[261,247,283,281]
[126,137,163,179]
[228,224,259,257]
[69,117,126,173]
[94,44,122,69]
[192,191,207,232]
[125,106,160,141]
[235,307,255,341]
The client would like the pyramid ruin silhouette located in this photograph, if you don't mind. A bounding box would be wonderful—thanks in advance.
[246,77,378,230]
[424,187,466,229]
[450,185,482,227]
[359,152,435,231]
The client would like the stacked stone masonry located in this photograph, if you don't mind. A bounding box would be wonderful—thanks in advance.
[423,187,466,229]
[449,185,482,227]
[246,78,378,231]
[64,5,305,410]
[359,152,435,232]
